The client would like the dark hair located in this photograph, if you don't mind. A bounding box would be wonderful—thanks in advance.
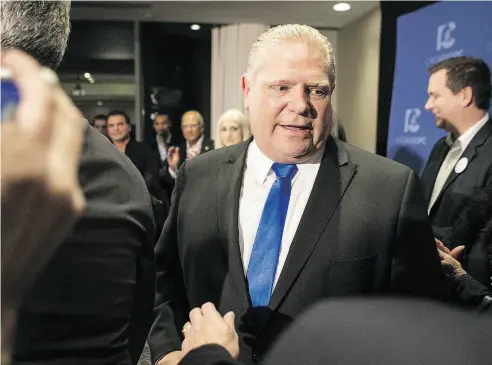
[0,1,71,70]
[107,110,130,125]
[429,57,491,111]
[91,114,107,124]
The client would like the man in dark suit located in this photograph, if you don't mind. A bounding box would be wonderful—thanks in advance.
[158,110,214,199]
[420,57,492,243]
[148,24,446,365]
[178,299,492,365]
[149,113,181,164]
[1,3,157,364]
[107,110,169,239]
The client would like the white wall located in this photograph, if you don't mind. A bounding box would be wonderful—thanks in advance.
[337,7,381,152]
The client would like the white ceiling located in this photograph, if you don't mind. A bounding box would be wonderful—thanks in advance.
[71,1,379,29]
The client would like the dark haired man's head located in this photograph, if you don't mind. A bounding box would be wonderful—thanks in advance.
[153,113,172,139]
[0,0,71,70]
[425,57,491,134]
[91,114,107,136]
[107,111,131,143]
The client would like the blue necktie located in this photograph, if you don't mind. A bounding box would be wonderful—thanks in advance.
[247,163,298,307]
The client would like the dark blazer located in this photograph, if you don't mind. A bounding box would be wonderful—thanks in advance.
[13,125,156,365]
[420,119,492,242]
[149,133,182,163]
[180,299,492,365]
[148,137,447,365]
[447,181,492,313]
[124,139,169,238]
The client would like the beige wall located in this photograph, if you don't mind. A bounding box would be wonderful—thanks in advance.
[337,7,381,152]
[319,29,338,112]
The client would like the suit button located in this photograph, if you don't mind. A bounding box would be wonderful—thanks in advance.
[253,351,262,364]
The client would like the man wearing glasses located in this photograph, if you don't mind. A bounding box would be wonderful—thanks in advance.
[160,110,214,197]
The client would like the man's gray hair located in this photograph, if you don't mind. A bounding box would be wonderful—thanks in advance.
[0,0,71,70]
[246,24,336,92]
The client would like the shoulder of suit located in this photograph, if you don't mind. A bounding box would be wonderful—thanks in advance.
[183,142,242,171]
[342,142,412,176]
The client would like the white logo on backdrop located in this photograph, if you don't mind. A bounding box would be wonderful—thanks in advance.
[404,108,421,133]
[426,21,464,66]
[396,108,426,145]
[436,22,456,51]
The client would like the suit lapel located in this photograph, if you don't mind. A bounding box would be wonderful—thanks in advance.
[201,138,213,153]
[217,141,251,301]
[432,120,492,212]
[269,138,357,309]
[422,140,449,204]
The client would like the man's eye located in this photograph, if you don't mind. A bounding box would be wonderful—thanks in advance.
[273,85,289,93]
[310,88,328,97]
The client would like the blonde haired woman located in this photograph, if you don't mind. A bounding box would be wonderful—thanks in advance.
[215,109,251,148]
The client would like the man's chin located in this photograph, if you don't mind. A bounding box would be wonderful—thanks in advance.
[435,118,446,129]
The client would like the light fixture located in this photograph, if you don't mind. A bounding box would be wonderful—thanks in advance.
[72,84,86,97]
[97,101,103,106]
[333,2,351,12]
[190,24,201,31]
[83,72,91,78]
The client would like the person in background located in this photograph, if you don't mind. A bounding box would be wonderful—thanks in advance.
[215,109,251,148]
[437,181,492,313]
[166,110,214,171]
[1,2,156,364]
[1,49,86,365]
[91,114,108,137]
[421,57,492,243]
[107,110,169,236]
[159,110,214,198]
[150,113,180,164]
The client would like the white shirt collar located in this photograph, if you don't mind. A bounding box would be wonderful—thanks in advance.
[187,135,204,150]
[248,139,325,186]
[456,113,489,150]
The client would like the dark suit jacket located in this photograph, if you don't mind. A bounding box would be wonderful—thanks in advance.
[124,139,169,238]
[149,133,182,163]
[447,181,492,312]
[180,299,492,365]
[158,137,215,199]
[148,138,446,365]
[420,119,492,242]
[13,125,156,365]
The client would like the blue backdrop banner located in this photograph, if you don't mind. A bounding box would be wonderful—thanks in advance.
[386,1,492,174]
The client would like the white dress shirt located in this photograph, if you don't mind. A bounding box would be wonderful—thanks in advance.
[156,134,172,162]
[428,113,490,211]
[186,135,204,160]
[238,140,324,288]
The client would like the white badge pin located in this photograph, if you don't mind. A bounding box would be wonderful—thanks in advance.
[455,157,468,174]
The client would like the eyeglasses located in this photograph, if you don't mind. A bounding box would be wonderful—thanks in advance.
[181,124,202,130]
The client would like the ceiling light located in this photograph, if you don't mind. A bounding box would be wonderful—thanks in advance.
[97,101,103,106]
[190,24,201,31]
[83,72,91,78]
[333,2,351,12]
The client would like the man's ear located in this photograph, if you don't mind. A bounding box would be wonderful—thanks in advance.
[242,74,251,111]
[460,86,473,108]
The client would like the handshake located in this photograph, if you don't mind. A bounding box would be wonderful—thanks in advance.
[159,303,239,365]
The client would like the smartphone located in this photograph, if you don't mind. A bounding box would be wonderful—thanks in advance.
[1,68,20,123]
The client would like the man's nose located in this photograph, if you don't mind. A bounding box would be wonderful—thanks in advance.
[289,88,309,115]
